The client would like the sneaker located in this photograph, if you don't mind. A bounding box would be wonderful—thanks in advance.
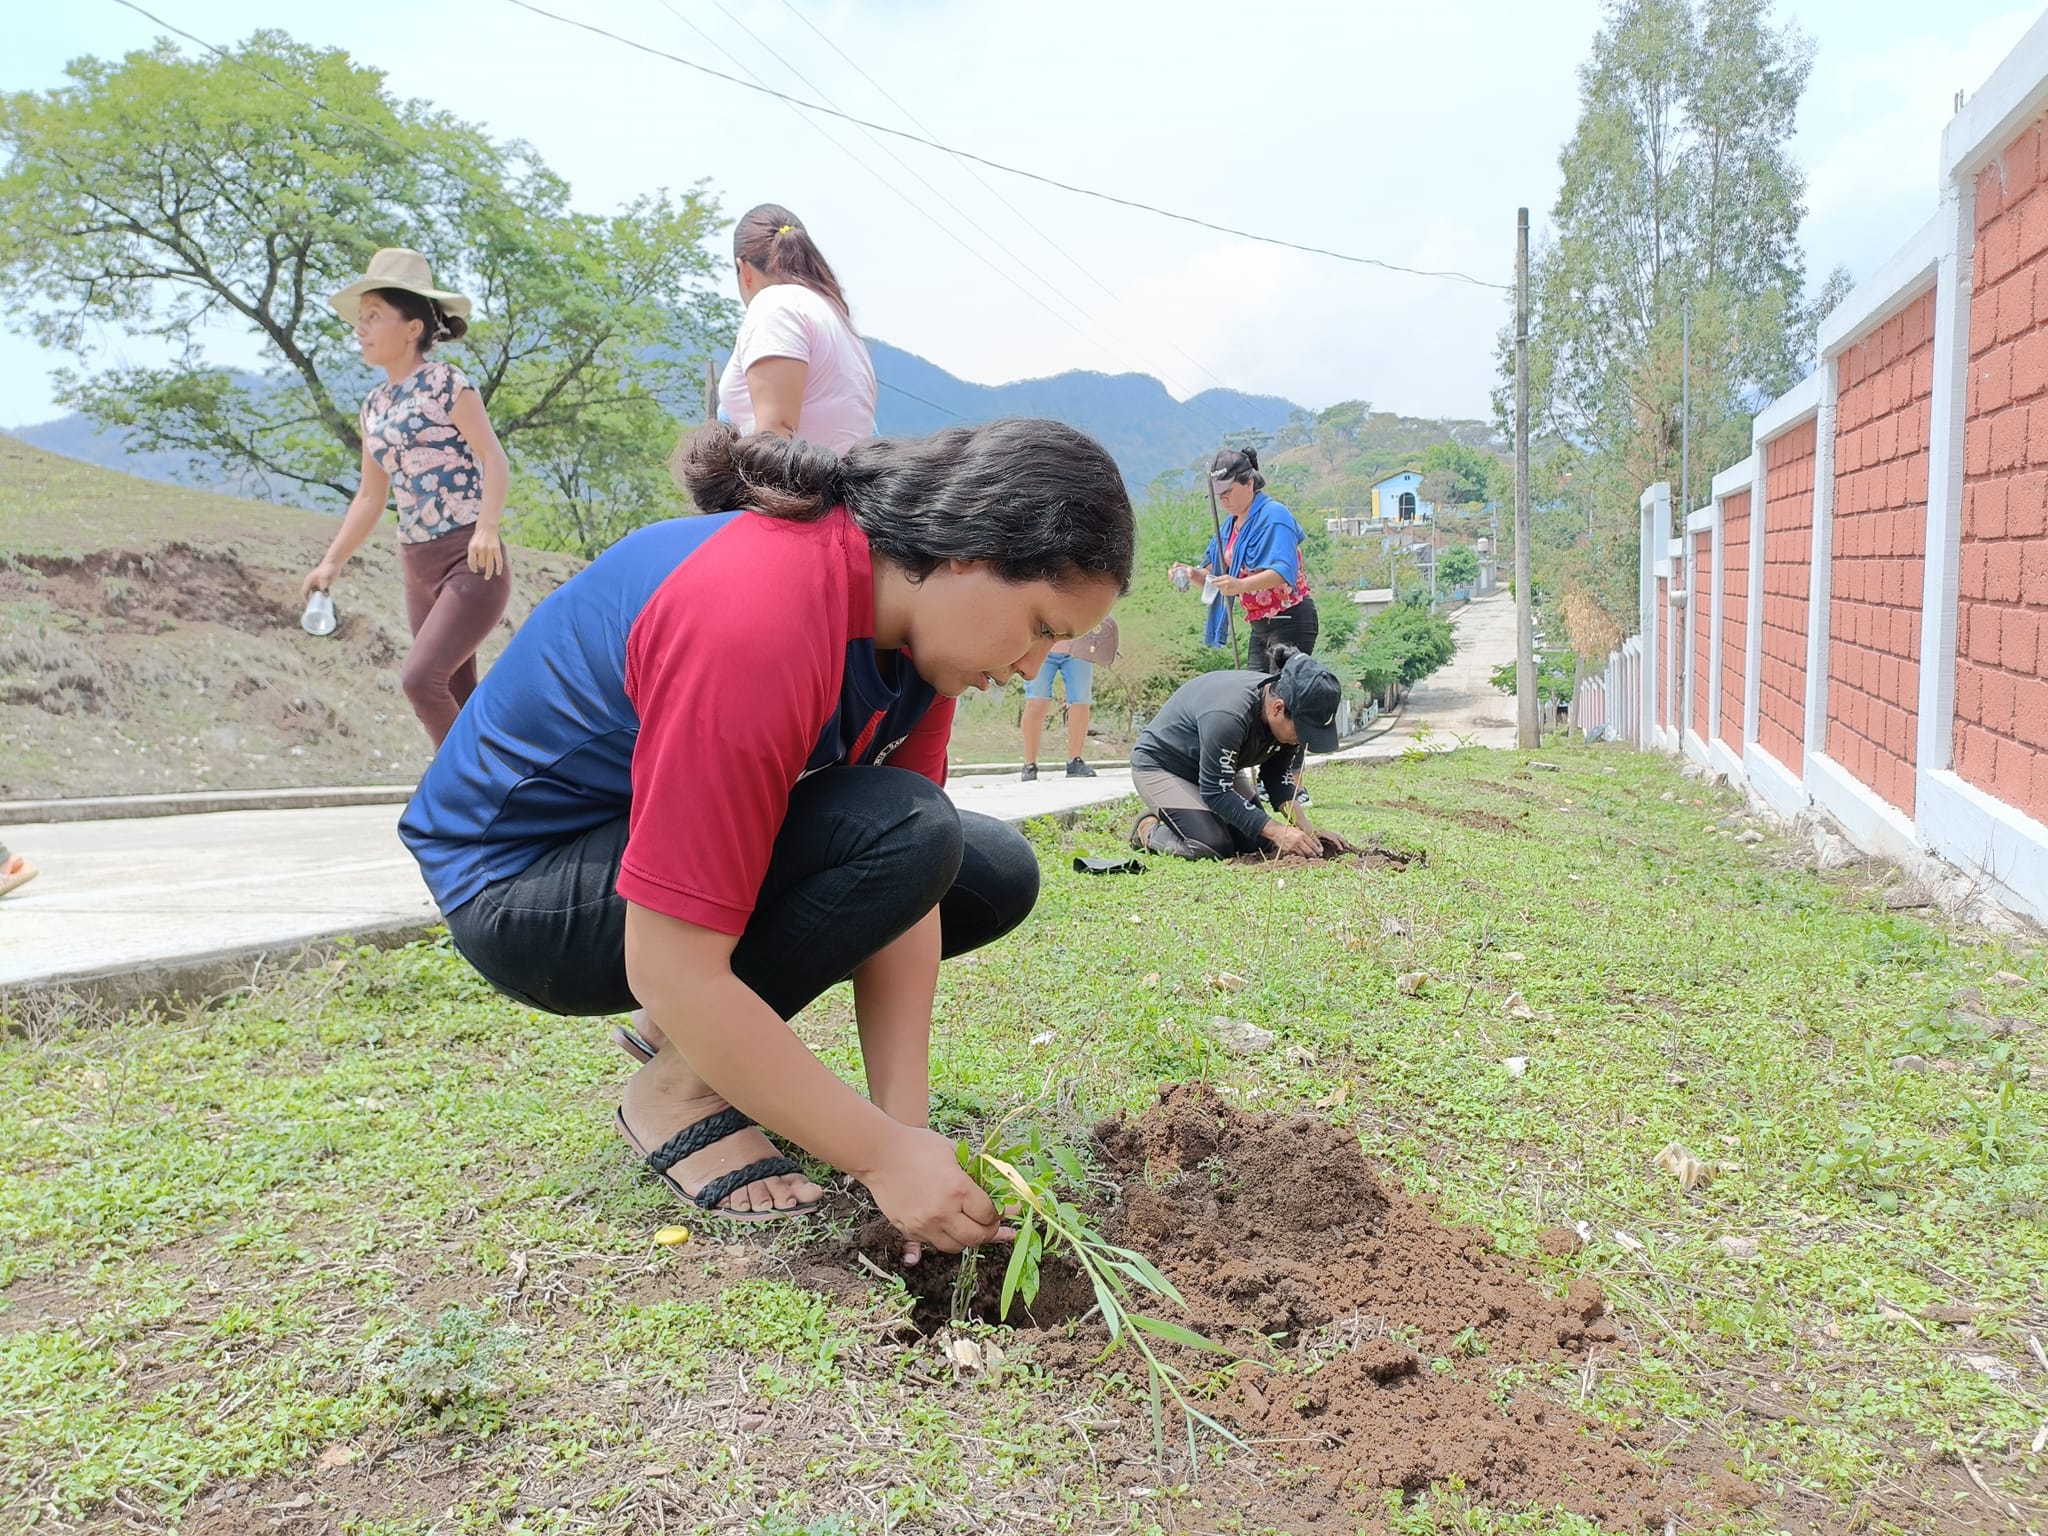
[1066,757,1097,778]
[1019,763,1038,782]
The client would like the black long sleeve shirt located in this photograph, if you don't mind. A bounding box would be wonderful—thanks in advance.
[1129,670,1304,843]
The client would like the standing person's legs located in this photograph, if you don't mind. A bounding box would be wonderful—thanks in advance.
[1130,767,1247,859]
[443,767,1039,1211]
[1019,653,1060,778]
[1061,656,1094,773]
[400,524,512,748]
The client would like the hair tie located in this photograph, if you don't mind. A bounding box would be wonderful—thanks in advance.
[776,224,794,236]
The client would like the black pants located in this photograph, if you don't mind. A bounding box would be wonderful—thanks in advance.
[1247,597,1319,674]
[444,767,1040,1018]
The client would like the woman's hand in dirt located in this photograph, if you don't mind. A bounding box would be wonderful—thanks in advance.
[1316,830,1361,857]
[865,1125,1013,1259]
[467,523,505,580]
[1262,820,1320,857]
[300,561,339,600]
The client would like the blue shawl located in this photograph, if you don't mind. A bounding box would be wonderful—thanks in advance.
[1199,491,1305,648]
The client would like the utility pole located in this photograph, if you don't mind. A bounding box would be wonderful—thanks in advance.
[1515,208,1538,749]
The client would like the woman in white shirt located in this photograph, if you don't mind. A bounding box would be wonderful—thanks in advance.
[719,204,877,453]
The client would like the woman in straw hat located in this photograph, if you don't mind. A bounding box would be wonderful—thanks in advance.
[302,248,512,748]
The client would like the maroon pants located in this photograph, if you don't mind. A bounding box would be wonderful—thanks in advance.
[400,524,510,748]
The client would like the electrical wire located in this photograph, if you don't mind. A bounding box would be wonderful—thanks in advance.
[501,0,1512,292]
[666,0,1241,440]
[773,0,1246,403]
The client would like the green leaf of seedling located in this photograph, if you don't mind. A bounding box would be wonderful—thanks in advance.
[956,1141,973,1170]
[1000,1208,1038,1319]
[1052,1147,1088,1188]
[1128,1313,1231,1353]
[1090,1273,1123,1342]
[1110,1247,1187,1308]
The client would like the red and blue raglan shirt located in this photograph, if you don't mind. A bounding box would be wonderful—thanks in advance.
[397,507,953,935]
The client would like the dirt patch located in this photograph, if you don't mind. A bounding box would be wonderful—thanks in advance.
[5,545,297,638]
[1379,794,1528,836]
[813,1084,1668,1528]
[1232,836,1426,871]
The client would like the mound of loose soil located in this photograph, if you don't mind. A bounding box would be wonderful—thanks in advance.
[1095,1083,1659,1527]
[825,1084,1667,1529]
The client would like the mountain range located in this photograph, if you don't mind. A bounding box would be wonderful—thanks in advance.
[8,340,1304,500]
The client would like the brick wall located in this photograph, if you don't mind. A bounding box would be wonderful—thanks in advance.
[1828,288,1934,815]
[1758,420,1817,773]
[1692,530,1713,741]
[1961,115,2048,821]
[1719,490,1750,752]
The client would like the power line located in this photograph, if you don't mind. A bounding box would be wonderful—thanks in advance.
[502,0,1511,292]
[874,378,967,421]
[666,0,1240,441]
[645,0,1141,385]
[773,0,1243,405]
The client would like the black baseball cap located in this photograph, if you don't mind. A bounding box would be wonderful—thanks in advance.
[1274,652,1342,753]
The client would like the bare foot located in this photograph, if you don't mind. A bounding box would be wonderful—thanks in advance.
[620,1051,822,1216]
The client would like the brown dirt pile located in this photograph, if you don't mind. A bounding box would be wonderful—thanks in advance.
[1087,1084,1664,1526]
[833,1083,1667,1528]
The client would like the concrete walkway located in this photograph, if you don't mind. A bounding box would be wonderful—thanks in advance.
[0,596,1519,1000]
[0,769,1135,998]
[1328,591,1520,760]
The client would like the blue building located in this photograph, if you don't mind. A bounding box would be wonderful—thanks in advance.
[1370,470,1435,525]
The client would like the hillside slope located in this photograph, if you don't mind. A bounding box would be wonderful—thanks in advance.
[0,434,583,801]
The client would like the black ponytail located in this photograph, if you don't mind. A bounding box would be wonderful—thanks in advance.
[1263,641,1302,675]
[371,287,466,353]
[677,418,1136,591]
[675,423,841,520]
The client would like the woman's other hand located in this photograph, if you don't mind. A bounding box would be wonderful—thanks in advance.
[467,522,506,580]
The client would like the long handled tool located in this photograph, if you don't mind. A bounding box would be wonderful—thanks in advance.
[1205,471,1243,669]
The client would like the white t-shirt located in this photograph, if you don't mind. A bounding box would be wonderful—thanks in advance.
[719,283,878,454]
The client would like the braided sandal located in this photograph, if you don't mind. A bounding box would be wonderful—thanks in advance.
[614,1105,821,1222]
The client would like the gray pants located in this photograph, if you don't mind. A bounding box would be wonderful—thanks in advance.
[1132,766,1260,860]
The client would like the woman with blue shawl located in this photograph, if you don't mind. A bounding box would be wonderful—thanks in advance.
[1168,447,1319,673]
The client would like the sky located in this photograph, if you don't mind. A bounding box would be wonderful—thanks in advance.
[0,0,2040,430]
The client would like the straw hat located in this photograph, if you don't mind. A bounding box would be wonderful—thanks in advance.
[327,248,473,325]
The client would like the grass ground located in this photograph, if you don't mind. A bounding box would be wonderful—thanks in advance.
[4,744,2044,1535]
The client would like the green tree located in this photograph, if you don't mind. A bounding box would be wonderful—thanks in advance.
[1346,597,1458,698]
[1497,0,1849,645]
[1436,544,1480,589]
[0,30,733,553]
[1417,441,1498,506]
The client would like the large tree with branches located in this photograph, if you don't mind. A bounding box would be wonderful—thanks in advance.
[1497,0,1849,651]
[0,29,733,554]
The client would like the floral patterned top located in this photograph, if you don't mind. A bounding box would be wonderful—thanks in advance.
[361,361,484,544]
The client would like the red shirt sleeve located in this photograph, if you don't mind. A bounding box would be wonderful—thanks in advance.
[617,519,844,935]
[885,694,954,787]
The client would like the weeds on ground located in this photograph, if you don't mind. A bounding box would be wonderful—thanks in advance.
[3,744,2045,1533]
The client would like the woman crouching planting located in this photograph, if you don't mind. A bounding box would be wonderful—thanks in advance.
[398,420,1134,1261]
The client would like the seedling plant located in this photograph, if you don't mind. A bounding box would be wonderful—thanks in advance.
[952,1104,1243,1465]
